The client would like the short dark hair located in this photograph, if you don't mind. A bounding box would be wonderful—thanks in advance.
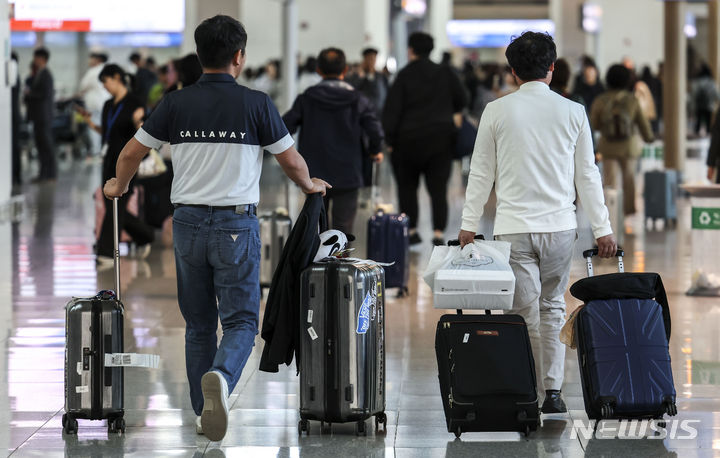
[362,47,378,57]
[99,64,128,85]
[605,64,632,90]
[90,52,108,63]
[505,32,556,81]
[146,57,156,67]
[194,15,247,69]
[129,52,141,63]
[550,58,571,91]
[175,54,203,87]
[33,47,50,61]
[317,48,346,76]
[408,32,434,58]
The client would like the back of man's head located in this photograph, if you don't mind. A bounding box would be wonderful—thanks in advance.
[505,32,556,81]
[194,15,248,69]
[34,47,50,62]
[408,32,434,58]
[129,52,141,64]
[317,48,346,77]
[605,64,632,90]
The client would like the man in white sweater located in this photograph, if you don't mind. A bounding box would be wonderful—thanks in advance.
[458,32,617,413]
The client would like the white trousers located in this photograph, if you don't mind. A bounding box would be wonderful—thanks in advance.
[496,230,576,392]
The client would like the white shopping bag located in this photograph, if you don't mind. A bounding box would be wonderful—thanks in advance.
[423,240,515,310]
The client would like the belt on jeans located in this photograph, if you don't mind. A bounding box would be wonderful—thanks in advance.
[174,203,257,216]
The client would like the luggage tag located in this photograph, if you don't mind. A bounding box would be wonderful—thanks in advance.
[104,353,161,369]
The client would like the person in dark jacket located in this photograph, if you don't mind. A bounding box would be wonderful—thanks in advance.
[572,55,605,115]
[260,193,326,373]
[382,32,468,246]
[283,47,384,235]
[11,52,22,188]
[24,47,56,182]
[348,47,389,117]
[707,108,720,184]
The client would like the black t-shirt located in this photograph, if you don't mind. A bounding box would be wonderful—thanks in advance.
[101,93,143,181]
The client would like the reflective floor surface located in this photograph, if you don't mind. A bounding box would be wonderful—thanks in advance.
[1,154,719,457]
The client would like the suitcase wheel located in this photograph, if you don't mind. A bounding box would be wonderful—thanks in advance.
[453,426,462,439]
[397,287,409,298]
[298,419,310,436]
[108,417,126,434]
[62,414,78,435]
[355,420,367,436]
[374,412,387,433]
[665,401,678,417]
[600,403,614,419]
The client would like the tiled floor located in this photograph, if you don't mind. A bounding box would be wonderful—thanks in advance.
[1,154,719,457]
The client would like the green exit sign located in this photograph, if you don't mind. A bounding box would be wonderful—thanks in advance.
[692,207,720,230]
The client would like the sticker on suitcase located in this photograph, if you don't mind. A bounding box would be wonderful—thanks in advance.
[357,292,372,334]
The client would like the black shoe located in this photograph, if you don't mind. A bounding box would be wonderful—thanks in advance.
[409,233,422,245]
[432,237,444,246]
[541,390,567,414]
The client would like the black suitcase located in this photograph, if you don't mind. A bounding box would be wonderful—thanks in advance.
[435,310,540,438]
[572,248,677,420]
[297,259,387,436]
[63,198,125,434]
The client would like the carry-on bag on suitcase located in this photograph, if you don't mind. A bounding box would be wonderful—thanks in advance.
[367,162,410,295]
[259,209,292,287]
[436,310,540,438]
[298,258,387,436]
[571,248,677,420]
[64,197,125,434]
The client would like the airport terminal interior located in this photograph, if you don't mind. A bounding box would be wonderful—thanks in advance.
[2,0,720,457]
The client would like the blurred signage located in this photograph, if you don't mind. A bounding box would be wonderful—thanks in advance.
[402,0,427,17]
[692,208,720,230]
[581,3,602,33]
[446,20,555,48]
[10,0,185,32]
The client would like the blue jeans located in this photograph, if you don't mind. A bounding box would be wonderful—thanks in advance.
[172,206,261,415]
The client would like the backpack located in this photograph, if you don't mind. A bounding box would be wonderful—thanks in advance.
[600,92,633,141]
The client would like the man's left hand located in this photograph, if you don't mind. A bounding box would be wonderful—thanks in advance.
[103,178,128,200]
[372,152,384,163]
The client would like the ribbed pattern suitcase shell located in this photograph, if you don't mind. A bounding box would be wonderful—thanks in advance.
[298,261,386,430]
[576,298,676,419]
[259,211,292,287]
[64,296,124,425]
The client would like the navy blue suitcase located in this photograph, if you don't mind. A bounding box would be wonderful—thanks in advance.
[367,211,409,294]
[572,249,677,420]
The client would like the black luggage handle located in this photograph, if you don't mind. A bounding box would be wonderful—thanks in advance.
[447,235,485,246]
[582,248,625,258]
[583,246,624,278]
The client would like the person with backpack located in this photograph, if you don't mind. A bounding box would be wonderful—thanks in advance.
[590,64,654,216]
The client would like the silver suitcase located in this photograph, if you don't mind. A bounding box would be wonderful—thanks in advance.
[298,259,387,436]
[63,198,125,434]
[259,210,291,287]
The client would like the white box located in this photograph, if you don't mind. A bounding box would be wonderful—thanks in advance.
[433,269,515,310]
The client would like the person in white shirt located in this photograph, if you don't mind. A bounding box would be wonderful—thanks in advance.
[77,52,110,156]
[458,32,617,414]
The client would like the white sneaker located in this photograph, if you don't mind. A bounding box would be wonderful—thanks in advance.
[96,255,114,271]
[196,416,203,435]
[200,371,229,441]
[135,244,151,259]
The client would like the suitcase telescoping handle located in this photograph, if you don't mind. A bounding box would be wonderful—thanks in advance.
[112,197,121,301]
[370,160,380,212]
[583,247,625,278]
[447,235,485,246]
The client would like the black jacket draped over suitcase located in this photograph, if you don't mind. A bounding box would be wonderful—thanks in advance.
[260,193,327,373]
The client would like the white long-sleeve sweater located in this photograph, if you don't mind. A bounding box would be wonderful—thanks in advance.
[460,81,612,240]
